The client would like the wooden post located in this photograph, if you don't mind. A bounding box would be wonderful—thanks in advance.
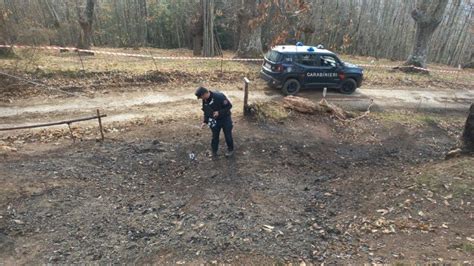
[148,49,158,71]
[97,109,104,141]
[67,122,76,143]
[77,51,85,72]
[243,77,250,116]
[220,55,223,74]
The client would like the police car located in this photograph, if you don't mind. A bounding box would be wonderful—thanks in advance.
[260,43,363,95]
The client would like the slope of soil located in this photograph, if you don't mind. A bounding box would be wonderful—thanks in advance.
[1,111,472,264]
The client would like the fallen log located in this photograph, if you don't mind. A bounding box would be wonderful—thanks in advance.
[282,96,323,114]
[318,98,354,120]
[282,96,373,122]
[393,65,429,75]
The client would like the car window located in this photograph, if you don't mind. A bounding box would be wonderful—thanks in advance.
[265,51,283,62]
[319,55,338,68]
[282,54,294,62]
[295,54,318,67]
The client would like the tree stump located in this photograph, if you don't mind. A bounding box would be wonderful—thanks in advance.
[446,103,474,159]
[462,104,474,151]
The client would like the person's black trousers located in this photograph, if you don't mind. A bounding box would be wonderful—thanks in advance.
[211,115,234,153]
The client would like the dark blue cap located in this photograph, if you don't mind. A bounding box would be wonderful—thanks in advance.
[195,86,208,99]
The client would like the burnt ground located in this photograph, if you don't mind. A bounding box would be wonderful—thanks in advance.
[1,111,472,264]
[0,50,473,264]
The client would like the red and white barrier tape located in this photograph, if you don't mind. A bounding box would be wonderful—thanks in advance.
[0,44,465,73]
[0,44,263,62]
[357,63,461,74]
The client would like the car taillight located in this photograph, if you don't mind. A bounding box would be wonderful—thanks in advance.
[272,64,284,72]
[338,72,345,80]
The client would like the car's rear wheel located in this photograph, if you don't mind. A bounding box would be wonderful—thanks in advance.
[282,78,301,95]
[340,79,357,94]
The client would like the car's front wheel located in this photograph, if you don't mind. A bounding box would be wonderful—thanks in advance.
[339,79,357,94]
[282,78,301,95]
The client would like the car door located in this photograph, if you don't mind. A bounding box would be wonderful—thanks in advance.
[315,54,342,87]
[294,53,320,86]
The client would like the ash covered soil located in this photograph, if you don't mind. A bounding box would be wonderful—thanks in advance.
[0,112,473,264]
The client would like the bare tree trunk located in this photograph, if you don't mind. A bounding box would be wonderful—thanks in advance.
[202,0,215,57]
[0,7,14,57]
[0,40,14,57]
[460,4,473,68]
[140,0,151,45]
[191,2,203,56]
[42,0,60,28]
[463,52,474,69]
[77,0,96,50]
[0,42,13,57]
[462,104,474,151]
[404,0,449,68]
[193,34,203,56]
[236,0,263,58]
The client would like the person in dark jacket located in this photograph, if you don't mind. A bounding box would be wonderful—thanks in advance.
[195,86,234,157]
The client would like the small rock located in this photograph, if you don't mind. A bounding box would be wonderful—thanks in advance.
[13,219,24,225]
[312,223,322,230]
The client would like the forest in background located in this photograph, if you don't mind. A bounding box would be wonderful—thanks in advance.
[0,0,472,66]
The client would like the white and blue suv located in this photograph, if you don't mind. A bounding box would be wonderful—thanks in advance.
[260,43,364,95]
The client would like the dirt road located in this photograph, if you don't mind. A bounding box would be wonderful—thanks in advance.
[1,85,472,130]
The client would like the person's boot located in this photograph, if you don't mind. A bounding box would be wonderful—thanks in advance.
[225,150,234,157]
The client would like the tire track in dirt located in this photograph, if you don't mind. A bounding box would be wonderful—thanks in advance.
[1,87,472,131]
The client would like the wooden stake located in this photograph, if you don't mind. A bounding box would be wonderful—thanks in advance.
[243,77,250,116]
[77,51,85,72]
[97,109,104,141]
[220,55,223,74]
[148,49,158,71]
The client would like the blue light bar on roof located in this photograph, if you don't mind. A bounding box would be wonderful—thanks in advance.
[307,47,315,52]
[296,42,304,46]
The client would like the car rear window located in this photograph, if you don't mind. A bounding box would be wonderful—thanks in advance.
[265,50,283,62]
